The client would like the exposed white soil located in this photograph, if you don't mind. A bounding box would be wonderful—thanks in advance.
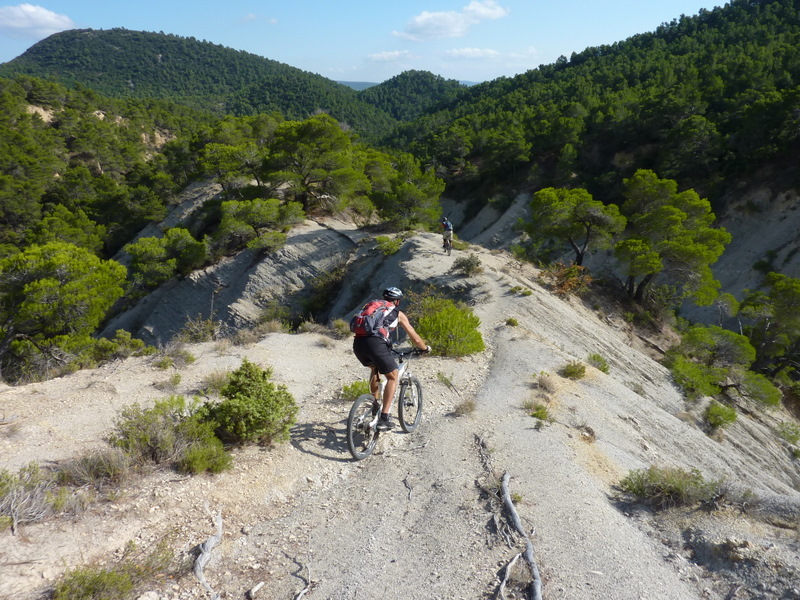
[1,232,799,600]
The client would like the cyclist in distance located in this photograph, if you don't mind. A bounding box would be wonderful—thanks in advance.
[441,217,454,251]
[352,287,430,431]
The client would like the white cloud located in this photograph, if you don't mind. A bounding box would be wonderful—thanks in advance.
[393,0,508,41]
[0,3,73,38]
[368,50,419,63]
[508,45,540,60]
[446,47,500,59]
[238,13,277,25]
[463,0,508,20]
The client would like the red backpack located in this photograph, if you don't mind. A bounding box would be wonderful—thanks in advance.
[349,300,396,340]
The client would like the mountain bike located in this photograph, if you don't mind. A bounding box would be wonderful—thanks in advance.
[443,236,452,256]
[346,347,425,461]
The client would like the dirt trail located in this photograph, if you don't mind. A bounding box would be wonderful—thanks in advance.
[2,233,799,600]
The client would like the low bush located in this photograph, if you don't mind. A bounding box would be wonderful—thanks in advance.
[89,330,154,363]
[739,371,782,407]
[618,466,720,508]
[375,235,402,255]
[705,400,737,429]
[414,297,485,357]
[587,353,609,374]
[777,421,800,445]
[202,359,298,445]
[247,231,287,254]
[0,463,54,532]
[341,380,371,401]
[178,316,220,343]
[561,361,586,380]
[453,398,476,416]
[330,318,351,339]
[505,317,519,327]
[108,396,231,474]
[53,538,177,600]
[668,356,722,399]
[539,262,591,296]
[200,370,231,396]
[450,253,483,276]
[58,448,132,489]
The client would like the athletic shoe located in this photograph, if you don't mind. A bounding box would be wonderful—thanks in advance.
[376,416,395,431]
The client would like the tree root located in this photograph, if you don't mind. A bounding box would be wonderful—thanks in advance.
[501,472,543,600]
[194,506,223,599]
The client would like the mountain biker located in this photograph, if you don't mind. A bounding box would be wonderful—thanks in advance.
[352,287,430,431]
[440,217,454,251]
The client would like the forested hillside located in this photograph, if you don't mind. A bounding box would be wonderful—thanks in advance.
[3,0,800,407]
[390,0,800,206]
[0,28,397,140]
[0,73,444,382]
[357,70,466,121]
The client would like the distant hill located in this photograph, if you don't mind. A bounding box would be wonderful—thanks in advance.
[0,28,397,140]
[357,70,466,122]
[338,81,378,91]
[388,0,800,205]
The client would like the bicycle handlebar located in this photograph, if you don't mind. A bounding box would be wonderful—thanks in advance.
[391,346,429,357]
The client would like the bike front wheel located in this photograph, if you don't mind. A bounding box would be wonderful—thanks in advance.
[347,394,380,460]
[398,376,423,433]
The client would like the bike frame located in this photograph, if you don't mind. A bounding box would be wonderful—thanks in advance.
[368,352,410,428]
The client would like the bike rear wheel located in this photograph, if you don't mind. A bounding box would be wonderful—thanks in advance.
[398,375,423,433]
[446,240,452,256]
[347,394,380,460]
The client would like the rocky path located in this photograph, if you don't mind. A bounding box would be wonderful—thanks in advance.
[3,233,799,599]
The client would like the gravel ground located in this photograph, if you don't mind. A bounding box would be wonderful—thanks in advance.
[1,233,799,600]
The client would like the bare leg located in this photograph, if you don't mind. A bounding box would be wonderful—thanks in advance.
[369,367,381,400]
[382,369,399,414]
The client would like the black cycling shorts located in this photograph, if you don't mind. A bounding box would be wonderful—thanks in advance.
[353,336,397,374]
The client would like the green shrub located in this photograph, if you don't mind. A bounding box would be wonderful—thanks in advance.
[203,359,298,445]
[777,421,800,445]
[561,361,586,379]
[505,317,519,327]
[53,567,135,600]
[450,253,483,276]
[452,237,470,251]
[587,353,609,374]
[375,235,402,255]
[108,396,231,474]
[618,466,719,508]
[90,330,153,362]
[529,403,550,420]
[53,538,177,600]
[739,371,782,407]
[341,380,371,401]
[178,435,232,474]
[153,356,173,370]
[247,231,287,254]
[330,318,351,339]
[415,297,485,357]
[705,400,737,429]
[669,356,722,399]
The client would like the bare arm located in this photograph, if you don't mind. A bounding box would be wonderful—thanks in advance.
[397,311,428,351]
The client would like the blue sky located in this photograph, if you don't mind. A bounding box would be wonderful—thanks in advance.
[0,1,726,83]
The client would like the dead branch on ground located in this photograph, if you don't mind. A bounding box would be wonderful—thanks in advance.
[194,505,223,600]
[501,472,543,600]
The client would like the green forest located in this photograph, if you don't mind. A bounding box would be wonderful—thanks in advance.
[2,0,800,409]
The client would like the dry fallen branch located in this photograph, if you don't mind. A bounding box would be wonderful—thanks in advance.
[194,506,223,600]
[501,472,543,600]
